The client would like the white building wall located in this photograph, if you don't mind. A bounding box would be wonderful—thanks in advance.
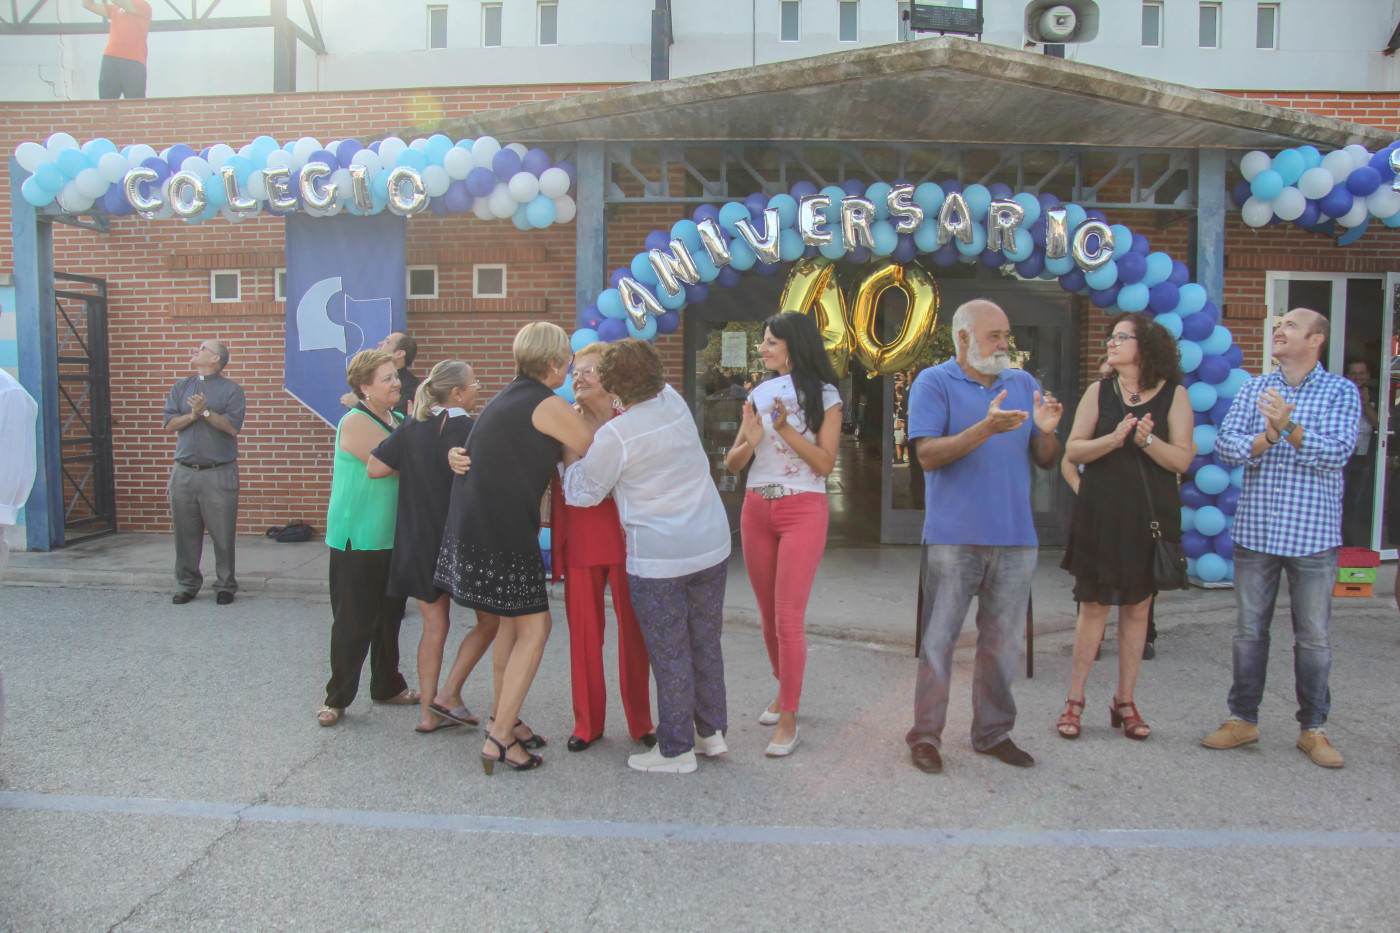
[0,0,1395,103]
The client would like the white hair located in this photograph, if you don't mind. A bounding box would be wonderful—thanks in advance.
[950,299,1002,351]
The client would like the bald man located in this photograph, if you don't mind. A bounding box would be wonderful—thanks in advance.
[1206,308,1359,768]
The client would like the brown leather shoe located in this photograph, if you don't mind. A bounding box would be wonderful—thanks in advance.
[1202,717,1258,749]
[1297,729,1344,768]
[910,742,943,774]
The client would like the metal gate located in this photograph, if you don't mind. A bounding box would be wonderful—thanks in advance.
[53,272,116,543]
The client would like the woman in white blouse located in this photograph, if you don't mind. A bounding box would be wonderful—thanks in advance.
[563,339,732,774]
[724,313,842,758]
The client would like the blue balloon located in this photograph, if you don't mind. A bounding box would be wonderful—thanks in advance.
[1197,354,1230,385]
[1231,179,1253,208]
[1149,282,1180,313]
[1218,487,1241,515]
[719,200,751,235]
[1223,345,1244,367]
[1116,282,1150,312]
[1293,200,1323,229]
[1188,454,1211,476]
[656,309,682,334]
[1208,395,1233,425]
[1015,252,1046,279]
[1182,531,1213,559]
[1084,261,1118,291]
[716,265,742,287]
[1179,340,1203,373]
[1194,424,1218,455]
[1195,505,1227,537]
[684,282,709,305]
[571,328,600,352]
[491,148,522,181]
[979,246,1006,268]
[744,191,770,219]
[465,167,497,198]
[596,318,629,342]
[962,184,991,220]
[335,139,363,167]
[1200,324,1232,357]
[1250,168,1284,201]
[841,178,867,197]
[1181,506,1197,533]
[1143,252,1173,287]
[1181,311,1214,342]
[1180,480,1210,509]
[630,251,658,284]
[1155,311,1183,338]
[597,288,626,319]
[1319,185,1354,218]
[1195,464,1230,495]
[1090,284,1121,309]
[1196,552,1228,582]
[1130,233,1151,254]
[1168,262,1190,287]
[309,149,339,171]
[987,181,1013,200]
[1346,165,1382,197]
[578,304,603,329]
[1058,268,1087,293]
[1212,528,1234,559]
[892,233,918,263]
[1116,251,1147,284]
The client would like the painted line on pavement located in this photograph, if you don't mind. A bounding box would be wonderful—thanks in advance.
[2,791,1397,849]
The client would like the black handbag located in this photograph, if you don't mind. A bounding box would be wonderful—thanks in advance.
[1113,382,1189,591]
[265,521,315,543]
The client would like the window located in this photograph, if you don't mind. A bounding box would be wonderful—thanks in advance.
[427,5,447,49]
[407,265,438,299]
[482,2,502,47]
[897,1,911,41]
[779,0,799,41]
[839,0,858,41]
[538,1,557,45]
[274,268,287,302]
[1141,1,1162,47]
[210,270,240,303]
[1256,3,1278,49]
[1198,2,1219,48]
[474,264,506,298]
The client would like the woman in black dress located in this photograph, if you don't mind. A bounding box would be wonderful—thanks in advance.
[1058,313,1195,740]
[368,359,492,735]
[435,323,594,773]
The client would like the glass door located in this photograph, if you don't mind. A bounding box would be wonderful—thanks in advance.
[1377,273,1399,559]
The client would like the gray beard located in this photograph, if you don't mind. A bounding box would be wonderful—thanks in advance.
[967,340,1010,376]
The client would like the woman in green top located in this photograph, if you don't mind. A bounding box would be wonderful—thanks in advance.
[317,349,418,727]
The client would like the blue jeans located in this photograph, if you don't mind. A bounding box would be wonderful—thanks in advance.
[1229,545,1337,730]
[906,545,1037,752]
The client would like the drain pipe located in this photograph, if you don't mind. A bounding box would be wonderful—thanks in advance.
[651,0,671,80]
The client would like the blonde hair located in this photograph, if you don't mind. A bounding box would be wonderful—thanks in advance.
[346,349,395,399]
[513,322,571,380]
[414,359,475,421]
[572,341,609,363]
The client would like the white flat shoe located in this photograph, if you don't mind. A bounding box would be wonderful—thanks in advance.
[765,726,801,758]
[759,708,781,726]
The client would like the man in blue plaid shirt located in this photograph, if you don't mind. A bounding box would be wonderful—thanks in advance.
[1203,308,1359,768]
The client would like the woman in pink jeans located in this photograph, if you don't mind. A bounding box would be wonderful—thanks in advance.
[725,313,842,757]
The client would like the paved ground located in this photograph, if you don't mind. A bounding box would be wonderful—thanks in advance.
[1,576,1398,932]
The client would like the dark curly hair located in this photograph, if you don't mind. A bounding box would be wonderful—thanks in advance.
[762,312,841,434]
[1113,312,1181,391]
[599,338,665,405]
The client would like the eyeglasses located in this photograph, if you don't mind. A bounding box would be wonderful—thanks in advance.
[575,366,599,378]
[1106,334,1138,346]
[194,345,215,355]
[462,380,480,389]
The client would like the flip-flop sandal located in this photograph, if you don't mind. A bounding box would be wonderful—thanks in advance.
[429,702,479,726]
[414,719,461,734]
[373,689,421,706]
[316,707,342,727]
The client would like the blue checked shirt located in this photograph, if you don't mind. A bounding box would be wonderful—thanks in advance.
[1216,364,1359,556]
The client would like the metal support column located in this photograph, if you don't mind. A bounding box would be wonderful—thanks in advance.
[272,0,296,93]
[1195,148,1227,310]
[9,157,60,551]
[574,142,607,320]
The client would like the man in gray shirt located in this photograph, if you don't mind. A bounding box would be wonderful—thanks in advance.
[162,340,245,605]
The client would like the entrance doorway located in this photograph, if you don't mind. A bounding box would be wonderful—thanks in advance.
[53,272,116,544]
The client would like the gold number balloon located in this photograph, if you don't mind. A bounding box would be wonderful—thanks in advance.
[847,259,939,376]
[778,257,853,378]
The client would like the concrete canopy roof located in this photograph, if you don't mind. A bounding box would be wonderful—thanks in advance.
[426,36,1391,151]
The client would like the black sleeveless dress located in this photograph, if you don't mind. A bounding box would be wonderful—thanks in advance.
[1061,378,1182,606]
[435,375,562,616]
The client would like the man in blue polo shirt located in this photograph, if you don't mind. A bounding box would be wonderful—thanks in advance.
[1204,307,1357,768]
[905,298,1063,774]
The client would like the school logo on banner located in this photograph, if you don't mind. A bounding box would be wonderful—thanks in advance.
[284,212,407,425]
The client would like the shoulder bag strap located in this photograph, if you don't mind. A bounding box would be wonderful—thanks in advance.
[1111,379,1164,540]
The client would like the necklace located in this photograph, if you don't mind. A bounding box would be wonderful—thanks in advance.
[1119,377,1141,405]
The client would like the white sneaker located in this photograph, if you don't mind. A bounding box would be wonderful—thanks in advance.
[628,746,697,773]
[694,731,728,757]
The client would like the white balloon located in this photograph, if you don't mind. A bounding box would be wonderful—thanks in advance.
[181,156,212,179]
[1297,166,1334,200]
[1321,150,1354,184]
[1241,196,1273,228]
[46,132,78,154]
[1366,187,1400,219]
[421,165,451,197]
[409,137,429,152]
[158,147,173,162]
[1337,198,1370,227]
[1240,150,1272,181]
[15,141,52,172]
[443,146,473,180]
[127,143,156,165]
[507,171,540,202]
[265,149,293,170]
[505,142,528,159]
[219,206,242,223]
[237,144,252,159]
[1272,187,1306,221]
[207,144,235,170]
[472,196,496,221]
[378,137,407,165]
[74,168,109,199]
[56,182,93,212]
[293,137,321,162]
[97,151,130,183]
[247,172,268,200]
[349,148,383,176]
[537,167,570,199]
[553,194,576,224]
[472,136,501,165]
[487,182,516,219]
[1343,144,1372,171]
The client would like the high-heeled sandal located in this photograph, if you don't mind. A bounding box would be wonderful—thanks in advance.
[1056,698,1084,739]
[1110,698,1151,740]
[489,715,546,749]
[480,734,543,775]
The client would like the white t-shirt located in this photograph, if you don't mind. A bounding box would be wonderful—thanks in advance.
[745,374,841,494]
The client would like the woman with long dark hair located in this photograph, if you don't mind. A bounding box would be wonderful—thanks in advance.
[724,312,842,757]
[1057,313,1195,741]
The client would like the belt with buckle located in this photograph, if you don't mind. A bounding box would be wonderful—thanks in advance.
[753,484,800,499]
[178,460,228,471]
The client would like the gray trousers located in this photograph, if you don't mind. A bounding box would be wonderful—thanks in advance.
[169,462,239,596]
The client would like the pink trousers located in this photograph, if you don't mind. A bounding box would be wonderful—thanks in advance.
[740,490,829,712]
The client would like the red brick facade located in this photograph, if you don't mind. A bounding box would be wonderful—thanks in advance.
[2,87,1397,535]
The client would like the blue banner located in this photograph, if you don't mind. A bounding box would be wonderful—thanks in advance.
[284,212,407,425]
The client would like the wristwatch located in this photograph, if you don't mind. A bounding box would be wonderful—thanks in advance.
[1283,419,1298,437]
[1142,434,1154,447]
[201,409,212,419]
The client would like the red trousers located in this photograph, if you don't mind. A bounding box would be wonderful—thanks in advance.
[564,563,654,741]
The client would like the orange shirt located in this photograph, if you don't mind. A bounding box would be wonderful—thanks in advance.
[104,1,152,65]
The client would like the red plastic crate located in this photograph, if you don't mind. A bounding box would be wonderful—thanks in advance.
[1338,547,1380,568]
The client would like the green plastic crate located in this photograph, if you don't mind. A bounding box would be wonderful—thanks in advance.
[1337,567,1377,584]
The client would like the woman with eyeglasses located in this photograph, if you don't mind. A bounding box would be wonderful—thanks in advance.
[548,343,655,753]
[1057,314,1195,741]
[366,360,495,735]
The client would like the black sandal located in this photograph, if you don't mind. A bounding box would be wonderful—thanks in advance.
[480,735,543,775]
[489,715,546,749]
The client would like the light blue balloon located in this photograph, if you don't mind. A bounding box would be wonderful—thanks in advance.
[396,148,428,171]
[1084,261,1119,291]
[225,155,255,184]
[671,219,702,253]
[1219,368,1250,399]
[1003,228,1034,262]
[728,237,757,270]
[1196,552,1228,582]
[875,220,902,255]
[1012,191,1040,226]
[20,176,54,206]
[32,161,63,193]
[203,178,227,208]
[1187,556,1199,578]
[1178,340,1203,373]
[693,251,720,282]
[56,148,90,178]
[1229,465,1244,488]
[1195,505,1227,537]
[626,314,659,340]
[571,328,600,352]
[371,170,390,199]
[820,186,846,223]
[1111,224,1134,251]
[719,201,751,235]
[249,135,279,165]
[865,182,892,220]
[778,228,805,262]
[1181,506,1197,533]
[1200,324,1232,357]
[955,224,988,256]
[914,183,946,216]
[1045,254,1076,276]
[1143,252,1174,286]
[1250,168,1284,201]
[1272,149,1304,185]
[1117,282,1150,312]
[657,284,687,310]
[553,375,574,405]
[1385,211,1400,229]
[1188,381,1218,412]
[1195,464,1230,495]
[425,134,453,165]
[1297,145,1322,169]
[819,238,847,261]
[83,137,117,159]
[631,251,659,285]
[1064,203,1087,232]
[1155,311,1183,338]
[767,193,798,228]
[1176,282,1207,315]
[526,194,556,228]
[1194,424,1218,455]
[511,204,533,231]
[598,288,626,319]
[962,184,991,221]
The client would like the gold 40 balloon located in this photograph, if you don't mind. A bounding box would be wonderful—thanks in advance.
[778,257,938,378]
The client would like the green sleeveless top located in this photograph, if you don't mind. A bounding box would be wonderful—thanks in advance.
[325,406,402,552]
